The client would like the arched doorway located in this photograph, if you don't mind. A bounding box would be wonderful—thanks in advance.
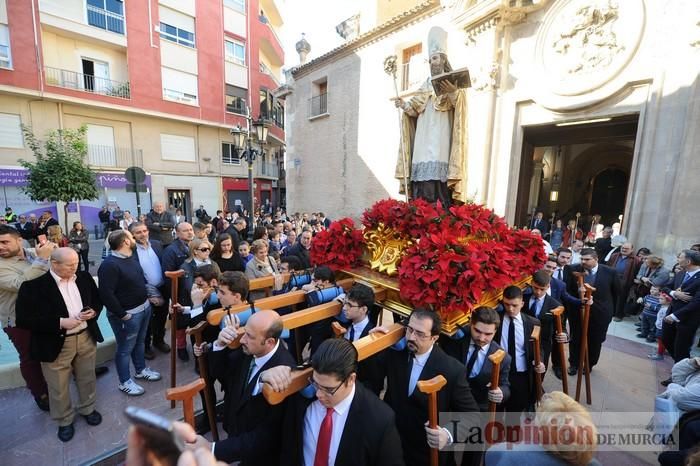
[590,168,627,225]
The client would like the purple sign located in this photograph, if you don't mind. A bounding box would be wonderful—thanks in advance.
[0,168,151,189]
[66,202,78,213]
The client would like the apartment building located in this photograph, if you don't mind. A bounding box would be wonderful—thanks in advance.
[0,0,285,233]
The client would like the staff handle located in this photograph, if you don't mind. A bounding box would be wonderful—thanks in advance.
[487,349,506,424]
[530,325,543,404]
[417,375,448,466]
[551,306,568,394]
[187,321,218,441]
[165,269,185,409]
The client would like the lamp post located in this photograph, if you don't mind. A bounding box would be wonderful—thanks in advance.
[230,113,270,241]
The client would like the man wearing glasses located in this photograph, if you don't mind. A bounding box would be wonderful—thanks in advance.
[191,309,296,465]
[373,309,479,466]
[339,283,384,395]
[262,338,404,466]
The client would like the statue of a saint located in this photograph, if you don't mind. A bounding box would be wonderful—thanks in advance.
[394,27,468,206]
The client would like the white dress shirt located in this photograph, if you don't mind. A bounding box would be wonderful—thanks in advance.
[408,346,433,395]
[465,342,489,378]
[345,316,369,342]
[303,384,355,466]
[500,313,526,372]
[571,251,581,265]
[51,270,87,334]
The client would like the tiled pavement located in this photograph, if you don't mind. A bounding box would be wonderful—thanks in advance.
[0,317,677,465]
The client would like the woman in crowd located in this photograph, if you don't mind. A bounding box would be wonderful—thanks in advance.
[549,219,565,251]
[485,391,600,465]
[68,221,90,272]
[245,238,280,300]
[47,224,68,247]
[252,226,268,242]
[634,255,671,297]
[183,238,221,283]
[119,210,135,230]
[282,229,297,254]
[210,233,244,272]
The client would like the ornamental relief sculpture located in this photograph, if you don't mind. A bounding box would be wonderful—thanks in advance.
[535,0,645,98]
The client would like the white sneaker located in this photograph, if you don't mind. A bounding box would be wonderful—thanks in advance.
[135,367,162,381]
[119,379,145,396]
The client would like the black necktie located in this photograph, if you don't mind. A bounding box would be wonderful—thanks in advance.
[348,325,355,342]
[507,317,516,370]
[530,299,538,317]
[465,344,480,378]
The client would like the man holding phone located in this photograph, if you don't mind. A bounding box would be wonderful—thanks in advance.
[16,248,103,442]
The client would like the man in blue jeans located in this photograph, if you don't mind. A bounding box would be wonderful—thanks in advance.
[98,229,161,395]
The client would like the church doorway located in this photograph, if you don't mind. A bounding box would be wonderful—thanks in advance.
[514,114,638,234]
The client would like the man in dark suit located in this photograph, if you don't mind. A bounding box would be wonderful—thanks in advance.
[262,338,404,466]
[145,201,176,246]
[523,271,566,371]
[594,227,613,261]
[662,250,700,363]
[529,211,549,236]
[495,286,545,419]
[191,309,296,465]
[374,309,479,466]
[285,229,313,269]
[338,283,384,395]
[16,248,103,442]
[568,248,621,375]
[129,222,169,359]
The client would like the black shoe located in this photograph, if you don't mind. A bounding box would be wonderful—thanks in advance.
[144,348,156,360]
[155,341,171,353]
[661,377,672,387]
[35,394,50,412]
[177,348,189,362]
[58,424,75,442]
[636,333,648,339]
[553,367,563,380]
[95,366,109,378]
[82,410,102,426]
[568,366,578,376]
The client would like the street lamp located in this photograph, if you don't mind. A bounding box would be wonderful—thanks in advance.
[230,114,270,241]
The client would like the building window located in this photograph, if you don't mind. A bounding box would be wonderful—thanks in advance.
[259,88,272,120]
[223,0,245,14]
[161,67,198,105]
[226,85,247,114]
[401,43,423,91]
[222,142,241,165]
[225,40,245,65]
[86,0,125,35]
[81,58,111,94]
[160,22,195,48]
[0,113,23,148]
[309,79,327,117]
[271,100,284,129]
[161,134,196,162]
[0,25,12,69]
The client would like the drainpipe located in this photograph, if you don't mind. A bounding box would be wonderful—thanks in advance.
[30,0,44,95]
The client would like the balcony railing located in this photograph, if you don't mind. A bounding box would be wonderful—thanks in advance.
[44,66,131,99]
[88,145,142,168]
[259,62,280,87]
[309,93,328,117]
[256,162,279,178]
[87,4,125,35]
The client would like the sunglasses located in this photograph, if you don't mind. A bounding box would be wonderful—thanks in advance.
[196,247,211,252]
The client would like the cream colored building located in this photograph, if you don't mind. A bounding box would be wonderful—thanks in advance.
[284,0,700,259]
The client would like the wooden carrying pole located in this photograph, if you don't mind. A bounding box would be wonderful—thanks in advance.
[487,349,506,424]
[551,306,568,395]
[187,321,218,441]
[331,321,347,338]
[417,375,448,466]
[263,323,406,405]
[530,325,543,404]
[577,283,595,405]
[165,269,185,409]
[166,378,206,427]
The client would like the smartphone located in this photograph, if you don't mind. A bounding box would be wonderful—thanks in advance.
[37,234,47,245]
[124,406,184,465]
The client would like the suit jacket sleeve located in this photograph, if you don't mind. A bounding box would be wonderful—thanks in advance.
[450,362,480,414]
[673,290,700,323]
[377,411,406,466]
[499,354,512,402]
[16,278,62,333]
[86,273,103,317]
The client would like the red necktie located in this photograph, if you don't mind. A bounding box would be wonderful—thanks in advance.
[314,407,334,466]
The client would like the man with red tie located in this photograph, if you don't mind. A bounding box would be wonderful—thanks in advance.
[264,338,405,466]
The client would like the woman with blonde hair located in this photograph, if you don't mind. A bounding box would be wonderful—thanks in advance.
[485,391,600,465]
[47,224,68,247]
[245,238,280,300]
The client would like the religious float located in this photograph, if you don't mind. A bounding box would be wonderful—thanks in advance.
[310,198,546,334]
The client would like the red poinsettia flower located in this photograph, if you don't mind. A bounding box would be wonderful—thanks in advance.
[310,218,365,271]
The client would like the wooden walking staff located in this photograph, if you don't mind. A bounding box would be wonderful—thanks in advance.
[530,325,543,404]
[573,272,595,404]
[187,321,219,441]
[487,349,506,424]
[417,375,448,466]
[551,306,568,394]
[165,269,185,409]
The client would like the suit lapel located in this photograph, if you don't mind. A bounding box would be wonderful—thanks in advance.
[336,386,363,463]
[45,273,70,318]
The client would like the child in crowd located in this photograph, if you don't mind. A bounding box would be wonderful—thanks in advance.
[269,231,282,254]
[637,285,661,342]
[649,291,671,360]
[238,241,253,265]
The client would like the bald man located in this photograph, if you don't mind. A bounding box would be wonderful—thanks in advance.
[16,248,103,442]
[146,201,176,245]
[192,310,296,465]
